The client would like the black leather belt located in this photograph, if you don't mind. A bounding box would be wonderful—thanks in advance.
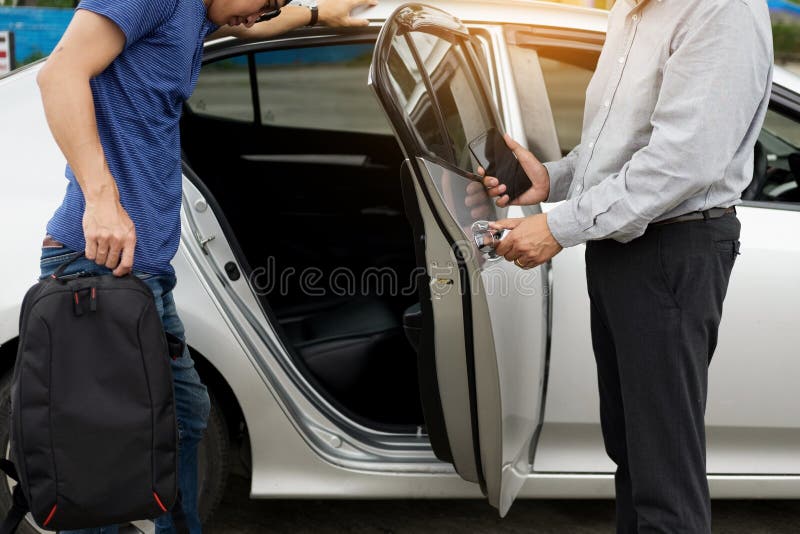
[652,206,736,227]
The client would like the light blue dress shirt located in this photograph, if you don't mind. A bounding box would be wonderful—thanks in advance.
[544,0,774,248]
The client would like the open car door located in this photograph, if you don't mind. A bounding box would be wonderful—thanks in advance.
[369,4,549,516]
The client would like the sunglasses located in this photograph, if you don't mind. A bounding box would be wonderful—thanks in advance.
[255,0,290,23]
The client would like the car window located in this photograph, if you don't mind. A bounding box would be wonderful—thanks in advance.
[254,44,392,135]
[384,32,452,160]
[408,31,494,172]
[188,57,253,122]
[538,52,595,155]
[756,107,800,203]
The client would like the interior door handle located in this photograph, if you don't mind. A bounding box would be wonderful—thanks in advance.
[471,220,507,261]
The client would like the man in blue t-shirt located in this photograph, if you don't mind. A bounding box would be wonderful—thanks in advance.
[35,0,377,532]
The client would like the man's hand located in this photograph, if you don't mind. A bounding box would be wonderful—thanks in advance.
[479,134,551,208]
[318,0,378,27]
[82,188,137,277]
[491,214,562,269]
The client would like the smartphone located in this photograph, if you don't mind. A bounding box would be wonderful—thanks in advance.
[468,127,531,203]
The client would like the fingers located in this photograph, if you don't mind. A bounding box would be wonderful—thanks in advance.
[339,0,376,27]
[496,238,514,258]
[503,133,522,154]
[345,16,370,27]
[481,174,508,201]
[490,218,522,231]
[105,242,122,270]
[495,194,510,208]
[84,238,98,263]
[113,237,135,277]
[93,235,109,265]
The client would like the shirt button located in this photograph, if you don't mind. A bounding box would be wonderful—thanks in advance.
[603,100,610,107]
[632,14,639,21]
[618,56,625,64]
[588,142,595,148]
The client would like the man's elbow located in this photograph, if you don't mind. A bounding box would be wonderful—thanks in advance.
[36,56,64,93]
[36,60,53,90]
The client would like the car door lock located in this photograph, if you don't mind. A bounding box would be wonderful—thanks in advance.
[194,230,216,255]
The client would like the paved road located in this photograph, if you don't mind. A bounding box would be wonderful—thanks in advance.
[205,476,800,533]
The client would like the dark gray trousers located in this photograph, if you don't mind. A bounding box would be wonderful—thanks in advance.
[585,214,741,534]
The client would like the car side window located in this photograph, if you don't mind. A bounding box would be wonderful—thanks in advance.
[537,51,596,155]
[254,44,392,135]
[753,107,800,203]
[407,31,494,172]
[188,57,254,122]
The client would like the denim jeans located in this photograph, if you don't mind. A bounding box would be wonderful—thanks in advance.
[39,240,210,534]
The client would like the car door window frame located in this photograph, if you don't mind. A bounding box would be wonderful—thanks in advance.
[374,26,503,179]
[743,84,800,212]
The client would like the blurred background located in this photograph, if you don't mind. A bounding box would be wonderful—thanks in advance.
[1,0,800,73]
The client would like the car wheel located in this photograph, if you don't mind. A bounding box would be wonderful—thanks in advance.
[0,371,230,531]
[198,391,230,524]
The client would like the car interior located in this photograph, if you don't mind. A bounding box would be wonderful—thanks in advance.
[180,43,425,428]
[179,33,800,432]
[747,107,800,202]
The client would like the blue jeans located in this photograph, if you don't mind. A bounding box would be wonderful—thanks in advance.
[39,240,210,534]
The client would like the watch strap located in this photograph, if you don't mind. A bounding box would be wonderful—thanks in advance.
[307,5,319,26]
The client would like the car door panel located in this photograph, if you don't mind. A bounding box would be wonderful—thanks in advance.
[371,4,548,515]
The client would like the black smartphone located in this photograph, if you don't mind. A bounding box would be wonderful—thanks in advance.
[468,127,531,203]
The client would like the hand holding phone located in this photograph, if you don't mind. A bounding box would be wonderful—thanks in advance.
[469,129,550,207]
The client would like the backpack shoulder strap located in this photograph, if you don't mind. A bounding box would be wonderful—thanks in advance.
[0,460,29,534]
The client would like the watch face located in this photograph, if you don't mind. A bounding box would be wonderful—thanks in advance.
[289,0,317,7]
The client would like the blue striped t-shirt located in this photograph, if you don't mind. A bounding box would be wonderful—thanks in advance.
[46,0,219,275]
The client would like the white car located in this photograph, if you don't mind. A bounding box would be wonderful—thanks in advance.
[0,1,798,530]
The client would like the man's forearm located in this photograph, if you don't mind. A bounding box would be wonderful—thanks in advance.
[208,6,314,41]
[38,66,117,202]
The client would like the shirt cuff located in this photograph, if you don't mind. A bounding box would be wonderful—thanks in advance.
[546,199,586,249]
[543,159,573,203]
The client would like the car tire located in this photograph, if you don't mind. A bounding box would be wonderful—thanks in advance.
[0,370,230,531]
[198,390,230,525]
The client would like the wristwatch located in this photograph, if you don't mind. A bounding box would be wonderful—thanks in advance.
[288,0,319,26]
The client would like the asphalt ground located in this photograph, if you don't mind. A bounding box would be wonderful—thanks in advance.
[205,475,800,533]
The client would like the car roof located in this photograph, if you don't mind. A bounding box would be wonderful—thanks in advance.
[353,0,608,32]
[774,65,800,95]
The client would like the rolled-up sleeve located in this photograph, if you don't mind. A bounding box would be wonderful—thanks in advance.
[543,144,580,203]
[547,3,772,248]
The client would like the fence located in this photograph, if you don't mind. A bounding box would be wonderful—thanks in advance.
[0,6,72,65]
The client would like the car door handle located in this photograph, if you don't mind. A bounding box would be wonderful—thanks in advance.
[471,220,506,261]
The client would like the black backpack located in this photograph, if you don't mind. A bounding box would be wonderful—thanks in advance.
[1,253,186,532]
